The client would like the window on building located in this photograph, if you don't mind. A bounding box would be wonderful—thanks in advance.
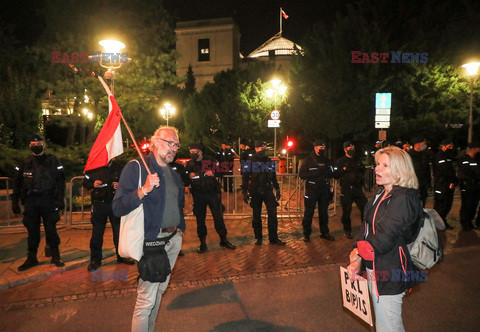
[198,38,210,62]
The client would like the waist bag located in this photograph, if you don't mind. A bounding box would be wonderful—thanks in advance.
[137,230,177,282]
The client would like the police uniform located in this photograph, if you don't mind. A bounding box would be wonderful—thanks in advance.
[186,143,235,252]
[11,134,65,271]
[457,142,480,230]
[336,141,367,238]
[242,141,285,245]
[299,139,337,241]
[433,139,457,229]
[409,137,432,207]
[83,159,133,270]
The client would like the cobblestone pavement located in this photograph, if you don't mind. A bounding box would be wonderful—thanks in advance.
[0,194,479,311]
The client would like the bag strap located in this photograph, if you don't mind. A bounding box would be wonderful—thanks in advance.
[144,229,177,248]
[132,160,142,189]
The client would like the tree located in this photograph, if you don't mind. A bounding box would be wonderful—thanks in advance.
[184,65,196,95]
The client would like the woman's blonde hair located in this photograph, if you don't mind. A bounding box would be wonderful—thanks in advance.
[375,146,418,189]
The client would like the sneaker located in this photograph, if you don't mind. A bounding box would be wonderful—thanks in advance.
[18,257,39,272]
[303,235,311,242]
[87,261,102,272]
[197,243,208,253]
[345,232,353,239]
[255,238,262,245]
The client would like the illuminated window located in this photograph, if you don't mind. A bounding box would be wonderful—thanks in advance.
[198,38,210,62]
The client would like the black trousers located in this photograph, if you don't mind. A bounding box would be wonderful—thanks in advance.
[339,187,367,233]
[460,189,480,229]
[90,201,120,262]
[192,191,227,239]
[22,195,61,252]
[418,183,429,207]
[302,187,330,236]
[433,188,455,223]
[250,190,279,241]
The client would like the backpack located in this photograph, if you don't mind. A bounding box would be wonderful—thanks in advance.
[407,208,444,270]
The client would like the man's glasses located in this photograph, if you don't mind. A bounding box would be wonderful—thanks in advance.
[158,138,181,149]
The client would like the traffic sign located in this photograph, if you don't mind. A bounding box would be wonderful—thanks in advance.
[376,108,391,115]
[375,121,390,129]
[375,115,390,122]
[270,110,280,120]
[268,120,280,127]
[375,93,391,109]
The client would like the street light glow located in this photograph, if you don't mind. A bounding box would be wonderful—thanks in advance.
[462,62,480,76]
[278,85,287,95]
[270,79,281,89]
[159,102,176,126]
[266,89,275,99]
[99,40,126,54]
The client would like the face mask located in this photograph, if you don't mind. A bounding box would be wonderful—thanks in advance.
[445,148,455,158]
[420,145,427,151]
[190,153,199,161]
[346,149,355,157]
[256,150,265,158]
[31,145,44,155]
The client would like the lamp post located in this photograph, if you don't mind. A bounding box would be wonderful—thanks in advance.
[266,79,287,157]
[159,102,176,126]
[462,61,480,143]
[97,39,128,95]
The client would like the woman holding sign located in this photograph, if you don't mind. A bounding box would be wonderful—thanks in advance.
[347,146,423,332]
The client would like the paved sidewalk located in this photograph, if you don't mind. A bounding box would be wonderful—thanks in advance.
[0,194,479,297]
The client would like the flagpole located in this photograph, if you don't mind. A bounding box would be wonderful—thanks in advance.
[98,76,152,175]
[280,7,282,35]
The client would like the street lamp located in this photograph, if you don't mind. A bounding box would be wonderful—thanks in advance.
[159,102,176,126]
[267,78,287,157]
[462,61,480,143]
[97,39,127,95]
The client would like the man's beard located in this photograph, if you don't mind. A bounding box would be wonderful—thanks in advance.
[160,151,176,164]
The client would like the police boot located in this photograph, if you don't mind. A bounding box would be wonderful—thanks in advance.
[18,250,39,271]
[197,237,208,253]
[50,246,65,267]
[219,235,236,250]
[45,245,52,258]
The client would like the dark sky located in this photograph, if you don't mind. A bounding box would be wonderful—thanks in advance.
[163,0,352,55]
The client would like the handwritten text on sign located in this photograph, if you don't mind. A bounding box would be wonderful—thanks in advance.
[339,266,373,326]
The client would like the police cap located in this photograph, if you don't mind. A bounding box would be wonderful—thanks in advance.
[440,138,454,146]
[189,143,204,151]
[343,141,354,149]
[313,139,326,147]
[31,134,45,142]
[411,137,426,145]
[254,140,264,148]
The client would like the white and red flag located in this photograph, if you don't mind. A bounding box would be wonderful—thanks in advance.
[84,78,123,172]
[281,9,289,19]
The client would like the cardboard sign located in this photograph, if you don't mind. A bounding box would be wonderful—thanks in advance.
[340,266,373,326]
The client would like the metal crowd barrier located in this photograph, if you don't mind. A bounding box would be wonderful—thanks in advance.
[0,166,375,230]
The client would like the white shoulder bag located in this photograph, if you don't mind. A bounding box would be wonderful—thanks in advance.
[118,160,144,261]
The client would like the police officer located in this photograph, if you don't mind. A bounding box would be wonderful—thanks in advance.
[186,143,236,253]
[409,137,432,207]
[299,139,337,242]
[83,159,135,271]
[11,134,65,271]
[239,143,254,166]
[433,139,457,229]
[336,141,367,239]
[242,141,285,246]
[457,142,480,230]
